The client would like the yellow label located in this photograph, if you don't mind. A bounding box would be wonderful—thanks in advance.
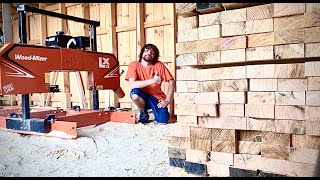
[45,73,50,84]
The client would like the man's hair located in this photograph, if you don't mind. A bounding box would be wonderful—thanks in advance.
[138,43,160,65]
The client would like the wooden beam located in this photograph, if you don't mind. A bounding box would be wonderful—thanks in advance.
[115,25,136,33]
[136,3,145,56]
[144,18,171,28]
[109,3,119,108]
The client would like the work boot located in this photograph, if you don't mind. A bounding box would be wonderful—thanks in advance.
[139,108,149,124]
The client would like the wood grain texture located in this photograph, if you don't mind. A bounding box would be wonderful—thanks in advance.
[246,3,274,20]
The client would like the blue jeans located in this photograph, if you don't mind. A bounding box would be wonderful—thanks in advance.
[130,88,170,123]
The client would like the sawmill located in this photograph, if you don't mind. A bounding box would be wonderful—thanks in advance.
[0,2,319,177]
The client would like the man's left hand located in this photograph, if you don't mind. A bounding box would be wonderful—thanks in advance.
[157,99,170,108]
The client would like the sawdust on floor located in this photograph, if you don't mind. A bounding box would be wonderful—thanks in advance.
[0,120,175,177]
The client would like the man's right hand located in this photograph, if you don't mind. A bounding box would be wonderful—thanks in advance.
[153,71,161,84]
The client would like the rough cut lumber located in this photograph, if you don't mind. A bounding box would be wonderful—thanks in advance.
[190,127,212,140]
[249,79,277,91]
[275,91,305,105]
[304,12,320,28]
[221,21,246,37]
[307,77,320,90]
[305,27,320,43]
[197,51,220,65]
[174,102,197,116]
[278,79,306,91]
[209,152,234,166]
[274,63,305,79]
[190,138,212,151]
[219,92,246,104]
[170,137,191,149]
[246,118,275,131]
[177,16,199,31]
[274,119,306,135]
[199,79,248,92]
[233,154,263,171]
[176,68,198,80]
[273,14,305,31]
[196,3,223,14]
[197,102,216,116]
[186,149,210,163]
[169,124,191,137]
[198,116,247,130]
[274,43,305,59]
[198,13,221,27]
[247,92,275,104]
[305,42,320,57]
[246,64,276,79]
[174,93,197,115]
[306,3,320,13]
[220,35,247,51]
[198,66,246,81]
[206,162,230,177]
[177,115,198,127]
[238,130,263,142]
[184,161,207,176]
[219,104,244,117]
[196,38,221,52]
[261,144,290,160]
[234,154,318,177]
[246,3,274,20]
[289,148,320,165]
[305,112,320,135]
[221,8,246,24]
[196,92,219,104]
[175,3,199,17]
[305,106,320,120]
[306,91,320,106]
[198,68,220,81]
[176,80,198,92]
[272,3,306,17]
[274,28,305,45]
[262,131,290,147]
[176,53,198,66]
[177,29,198,43]
[168,147,186,160]
[221,79,248,92]
[174,92,196,105]
[229,167,258,177]
[220,66,246,80]
[211,128,236,141]
[305,120,320,136]
[176,41,197,54]
[211,140,236,153]
[246,46,273,61]
[198,25,221,40]
[247,32,274,48]
[245,104,275,119]
[245,18,273,34]
[305,61,320,77]
[220,49,246,63]
[238,141,261,155]
[169,157,185,168]
[275,105,305,120]
[291,134,320,149]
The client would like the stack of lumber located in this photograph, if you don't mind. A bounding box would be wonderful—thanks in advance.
[169,3,320,177]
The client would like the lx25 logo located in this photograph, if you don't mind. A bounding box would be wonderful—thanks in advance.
[99,57,110,69]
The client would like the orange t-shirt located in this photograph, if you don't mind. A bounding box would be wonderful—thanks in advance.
[125,61,174,100]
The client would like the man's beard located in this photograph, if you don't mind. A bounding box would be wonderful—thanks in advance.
[143,55,152,62]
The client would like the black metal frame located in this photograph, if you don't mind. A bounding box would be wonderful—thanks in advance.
[17,4,101,119]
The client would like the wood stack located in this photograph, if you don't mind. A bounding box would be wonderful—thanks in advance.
[169,3,320,177]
